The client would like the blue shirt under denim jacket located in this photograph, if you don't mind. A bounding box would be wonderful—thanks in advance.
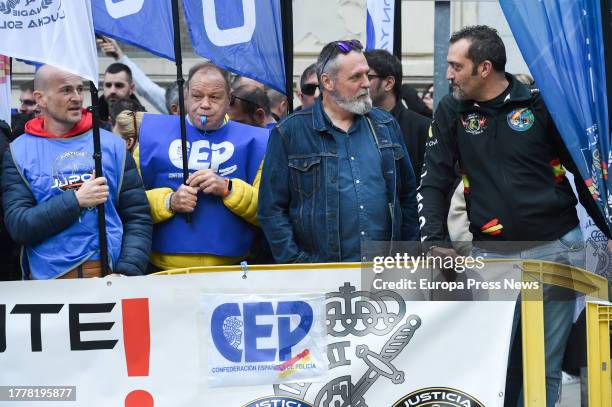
[326,111,391,261]
[258,98,420,264]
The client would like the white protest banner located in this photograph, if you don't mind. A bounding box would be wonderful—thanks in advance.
[0,0,98,83]
[0,264,515,406]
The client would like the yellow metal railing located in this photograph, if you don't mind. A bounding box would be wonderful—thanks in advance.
[520,260,609,407]
[587,303,612,407]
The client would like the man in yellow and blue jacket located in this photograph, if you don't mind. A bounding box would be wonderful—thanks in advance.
[135,62,268,270]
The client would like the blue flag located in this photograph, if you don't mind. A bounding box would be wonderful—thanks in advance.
[182,0,285,93]
[365,0,395,52]
[500,0,611,232]
[92,0,175,61]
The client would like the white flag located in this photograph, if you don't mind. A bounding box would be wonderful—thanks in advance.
[0,55,10,123]
[365,0,395,52]
[0,0,98,83]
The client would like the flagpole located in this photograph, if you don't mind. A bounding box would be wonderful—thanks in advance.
[171,0,191,223]
[9,56,12,99]
[88,82,110,276]
[9,57,13,119]
[393,0,402,60]
[281,0,294,112]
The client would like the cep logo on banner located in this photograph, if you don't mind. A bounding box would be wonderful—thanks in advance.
[204,294,326,387]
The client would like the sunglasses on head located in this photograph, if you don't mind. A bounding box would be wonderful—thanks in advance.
[334,39,362,53]
[319,39,363,76]
[301,83,318,96]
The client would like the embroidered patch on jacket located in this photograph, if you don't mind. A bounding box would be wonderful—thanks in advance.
[507,108,535,132]
[460,113,487,135]
[481,218,503,236]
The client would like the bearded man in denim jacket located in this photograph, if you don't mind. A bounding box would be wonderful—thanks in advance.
[259,40,419,263]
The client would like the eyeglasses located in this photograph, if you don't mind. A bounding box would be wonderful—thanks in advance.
[301,83,319,96]
[319,39,363,76]
[230,94,262,110]
[20,99,36,106]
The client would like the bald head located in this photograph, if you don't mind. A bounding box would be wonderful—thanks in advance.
[32,65,85,135]
[34,65,81,92]
[231,75,266,91]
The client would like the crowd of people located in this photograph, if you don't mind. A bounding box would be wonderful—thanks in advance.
[0,24,610,406]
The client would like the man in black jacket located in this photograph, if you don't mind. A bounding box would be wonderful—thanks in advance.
[364,50,431,185]
[0,120,19,280]
[99,63,145,129]
[419,25,610,406]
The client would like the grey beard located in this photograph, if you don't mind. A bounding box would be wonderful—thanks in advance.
[451,85,466,100]
[330,90,373,115]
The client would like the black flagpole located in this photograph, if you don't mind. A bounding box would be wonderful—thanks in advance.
[171,0,191,223]
[9,57,12,101]
[281,0,294,112]
[88,82,109,276]
[393,0,402,60]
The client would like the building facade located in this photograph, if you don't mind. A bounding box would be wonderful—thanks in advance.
[10,0,529,112]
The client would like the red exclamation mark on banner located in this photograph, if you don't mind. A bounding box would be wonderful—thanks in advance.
[122,298,154,407]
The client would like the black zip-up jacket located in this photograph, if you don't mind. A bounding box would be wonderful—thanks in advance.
[0,120,19,280]
[391,102,431,186]
[419,74,610,243]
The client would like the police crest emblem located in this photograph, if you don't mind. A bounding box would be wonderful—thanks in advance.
[393,387,485,407]
[460,113,488,135]
[507,108,535,132]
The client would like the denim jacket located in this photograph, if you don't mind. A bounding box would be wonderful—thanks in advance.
[258,99,420,264]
